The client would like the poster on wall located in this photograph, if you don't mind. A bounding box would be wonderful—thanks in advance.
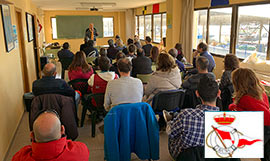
[1,4,15,52]
[26,12,34,42]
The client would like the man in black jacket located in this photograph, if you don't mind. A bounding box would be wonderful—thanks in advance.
[131,48,152,77]
[142,36,153,57]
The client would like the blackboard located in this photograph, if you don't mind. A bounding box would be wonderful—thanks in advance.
[56,15,103,39]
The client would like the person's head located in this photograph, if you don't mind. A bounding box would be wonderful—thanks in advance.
[137,48,145,57]
[145,36,151,43]
[128,44,136,54]
[150,46,159,63]
[162,37,166,47]
[224,54,239,71]
[116,39,124,47]
[108,39,114,47]
[156,51,176,72]
[98,56,111,71]
[68,51,91,73]
[175,43,182,51]
[117,58,132,75]
[197,42,208,53]
[32,110,65,143]
[168,48,178,58]
[196,75,220,105]
[127,38,134,45]
[196,56,209,72]
[63,42,69,50]
[116,51,126,61]
[89,23,94,29]
[43,63,57,77]
[87,40,94,47]
[134,36,139,42]
[232,68,265,104]
[99,48,107,57]
[115,35,120,40]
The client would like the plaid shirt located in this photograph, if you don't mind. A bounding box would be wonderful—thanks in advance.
[168,104,220,159]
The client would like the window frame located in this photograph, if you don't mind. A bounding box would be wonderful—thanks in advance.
[193,1,270,60]
[50,17,57,40]
[103,17,114,38]
[136,12,167,44]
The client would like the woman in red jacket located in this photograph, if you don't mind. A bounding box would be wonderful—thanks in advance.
[68,51,94,81]
[229,68,270,126]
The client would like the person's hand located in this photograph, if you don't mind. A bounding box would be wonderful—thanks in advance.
[193,50,199,57]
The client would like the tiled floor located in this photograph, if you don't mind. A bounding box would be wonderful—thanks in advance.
[4,105,172,161]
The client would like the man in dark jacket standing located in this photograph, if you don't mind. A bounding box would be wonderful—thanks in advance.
[131,48,152,77]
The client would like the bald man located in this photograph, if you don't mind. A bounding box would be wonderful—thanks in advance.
[12,111,89,161]
[32,63,75,97]
[85,23,98,46]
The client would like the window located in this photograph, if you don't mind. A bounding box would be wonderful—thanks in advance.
[135,16,138,36]
[103,17,114,37]
[208,8,232,56]
[153,14,162,42]
[139,16,145,39]
[236,4,270,59]
[145,15,152,37]
[162,13,167,40]
[193,3,270,60]
[193,10,207,49]
[51,17,57,39]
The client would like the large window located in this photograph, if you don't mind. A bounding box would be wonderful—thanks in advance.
[236,4,270,59]
[135,16,138,36]
[103,17,114,37]
[208,8,232,55]
[136,13,167,43]
[50,17,114,39]
[193,3,270,60]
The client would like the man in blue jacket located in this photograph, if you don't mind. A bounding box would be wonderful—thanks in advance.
[193,42,215,72]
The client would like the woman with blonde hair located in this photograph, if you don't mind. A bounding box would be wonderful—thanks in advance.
[144,52,182,103]
[229,68,270,125]
[68,51,94,81]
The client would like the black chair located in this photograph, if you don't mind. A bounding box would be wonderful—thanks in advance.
[81,93,106,137]
[220,84,234,111]
[176,146,241,161]
[182,89,201,109]
[59,58,73,79]
[68,79,91,96]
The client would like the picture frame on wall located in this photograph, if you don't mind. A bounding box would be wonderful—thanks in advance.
[1,4,15,52]
[26,12,34,42]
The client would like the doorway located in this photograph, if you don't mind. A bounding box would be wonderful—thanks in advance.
[15,8,30,93]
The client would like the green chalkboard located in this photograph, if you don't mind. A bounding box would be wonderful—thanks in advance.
[56,15,103,39]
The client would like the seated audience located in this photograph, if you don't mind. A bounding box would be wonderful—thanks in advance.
[32,63,75,97]
[134,35,142,49]
[193,42,215,72]
[114,35,120,45]
[174,43,187,63]
[168,48,185,72]
[81,40,98,57]
[109,52,126,76]
[94,48,111,67]
[57,42,74,60]
[144,52,182,103]
[182,56,215,90]
[107,39,118,60]
[142,36,153,57]
[150,46,159,63]
[122,38,134,55]
[12,110,89,161]
[80,37,89,51]
[131,48,152,77]
[229,68,270,126]
[104,58,143,111]
[219,54,239,109]
[115,39,126,51]
[88,56,118,94]
[68,51,94,81]
[165,75,220,159]
[126,44,137,61]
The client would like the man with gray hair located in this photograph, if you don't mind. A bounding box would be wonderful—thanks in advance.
[168,48,185,72]
[12,111,89,161]
[32,63,75,97]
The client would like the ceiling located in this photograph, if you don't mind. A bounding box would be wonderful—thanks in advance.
[31,0,166,11]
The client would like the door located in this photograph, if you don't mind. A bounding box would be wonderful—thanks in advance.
[32,14,41,79]
[15,9,30,93]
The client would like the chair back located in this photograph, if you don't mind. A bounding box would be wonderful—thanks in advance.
[86,57,96,65]
[59,57,73,70]
[152,89,185,112]
[68,79,91,95]
[182,89,201,109]
[87,93,105,109]
[137,73,152,84]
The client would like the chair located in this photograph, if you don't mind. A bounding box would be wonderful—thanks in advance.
[86,57,96,65]
[220,84,234,111]
[176,146,241,161]
[68,79,91,96]
[104,102,159,161]
[81,93,105,137]
[59,57,73,79]
[182,89,201,109]
[137,73,152,84]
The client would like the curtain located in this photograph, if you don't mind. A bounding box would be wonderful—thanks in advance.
[180,0,194,63]
[125,9,135,41]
